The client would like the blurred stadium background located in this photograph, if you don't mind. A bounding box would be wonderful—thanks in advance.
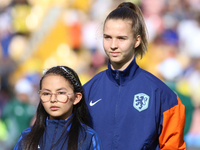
[0,0,200,149]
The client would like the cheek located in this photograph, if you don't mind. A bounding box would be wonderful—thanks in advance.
[103,39,109,48]
[123,42,134,52]
[42,103,50,113]
[42,103,49,109]
[68,98,75,106]
[103,40,109,49]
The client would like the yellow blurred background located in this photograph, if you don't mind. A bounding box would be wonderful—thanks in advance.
[1,0,200,149]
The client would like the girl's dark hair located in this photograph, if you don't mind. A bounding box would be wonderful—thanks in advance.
[104,2,148,59]
[23,66,89,150]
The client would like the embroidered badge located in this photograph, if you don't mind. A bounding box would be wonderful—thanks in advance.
[133,93,149,112]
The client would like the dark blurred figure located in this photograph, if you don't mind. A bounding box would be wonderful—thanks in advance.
[1,78,36,150]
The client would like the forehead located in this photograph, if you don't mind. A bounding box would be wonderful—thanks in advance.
[42,74,71,89]
[104,19,133,35]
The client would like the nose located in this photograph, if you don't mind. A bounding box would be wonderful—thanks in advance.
[50,93,57,102]
[110,39,117,50]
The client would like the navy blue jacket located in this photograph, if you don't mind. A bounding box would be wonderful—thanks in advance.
[14,116,102,150]
[83,59,186,150]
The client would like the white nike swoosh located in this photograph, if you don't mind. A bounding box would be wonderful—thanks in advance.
[89,99,102,106]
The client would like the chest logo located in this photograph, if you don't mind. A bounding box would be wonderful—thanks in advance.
[133,93,149,112]
[89,99,102,106]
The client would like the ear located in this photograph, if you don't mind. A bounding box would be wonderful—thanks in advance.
[73,92,82,105]
[134,35,141,48]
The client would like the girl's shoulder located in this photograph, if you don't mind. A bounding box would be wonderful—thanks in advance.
[81,124,96,134]
[80,124,101,138]
[13,126,33,150]
[80,124,103,149]
[21,126,32,136]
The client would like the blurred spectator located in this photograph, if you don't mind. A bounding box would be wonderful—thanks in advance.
[63,9,83,51]
[184,108,200,147]
[157,57,195,136]
[10,0,31,34]
[186,58,200,107]
[0,57,16,90]
[81,16,101,53]
[177,11,200,59]
[1,78,36,150]
[0,57,16,113]
[0,1,13,59]
[182,58,200,148]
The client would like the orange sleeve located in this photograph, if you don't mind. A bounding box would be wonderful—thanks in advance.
[159,96,186,150]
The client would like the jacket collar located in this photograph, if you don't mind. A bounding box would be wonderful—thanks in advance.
[106,58,139,85]
[46,114,73,129]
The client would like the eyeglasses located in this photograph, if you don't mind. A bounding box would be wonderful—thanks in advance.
[39,90,73,103]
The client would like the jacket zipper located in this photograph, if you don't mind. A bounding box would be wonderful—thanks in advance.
[51,122,58,150]
[112,71,121,150]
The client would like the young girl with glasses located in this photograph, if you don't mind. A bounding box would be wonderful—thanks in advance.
[14,66,102,150]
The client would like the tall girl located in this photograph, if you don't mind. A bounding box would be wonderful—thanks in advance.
[83,2,186,150]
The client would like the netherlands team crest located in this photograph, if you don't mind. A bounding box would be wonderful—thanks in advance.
[133,93,149,112]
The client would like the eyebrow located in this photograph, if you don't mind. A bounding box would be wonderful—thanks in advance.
[103,34,110,37]
[117,35,128,39]
[103,34,128,38]
[41,88,67,91]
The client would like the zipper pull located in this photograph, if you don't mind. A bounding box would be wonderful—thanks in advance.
[115,71,119,80]
[115,71,120,85]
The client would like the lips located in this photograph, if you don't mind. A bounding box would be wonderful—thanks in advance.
[110,52,120,57]
[50,106,59,111]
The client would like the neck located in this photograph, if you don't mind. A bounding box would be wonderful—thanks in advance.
[110,57,134,71]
